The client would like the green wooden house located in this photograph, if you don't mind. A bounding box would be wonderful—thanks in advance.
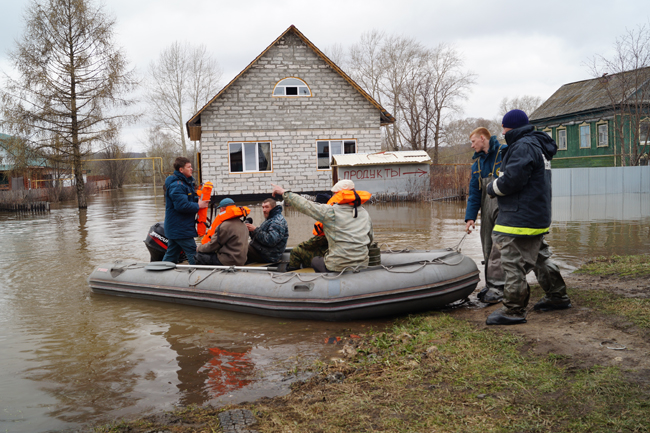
[529,67,650,168]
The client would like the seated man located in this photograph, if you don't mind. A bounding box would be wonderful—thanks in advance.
[196,198,249,266]
[245,198,289,263]
[287,192,332,271]
[272,180,373,273]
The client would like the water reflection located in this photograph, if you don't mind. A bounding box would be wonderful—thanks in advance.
[0,187,648,432]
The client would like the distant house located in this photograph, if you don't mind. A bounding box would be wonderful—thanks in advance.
[186,25,395,200]
[529,67,650,168]
[0,133,52,190]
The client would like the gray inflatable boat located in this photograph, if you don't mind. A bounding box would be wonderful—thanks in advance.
[88,248,479,321]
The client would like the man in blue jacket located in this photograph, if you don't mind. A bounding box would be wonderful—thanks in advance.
[465,127,507,304]
[245,198,289,263]
[162,157,208,265]
[486,110,571,325]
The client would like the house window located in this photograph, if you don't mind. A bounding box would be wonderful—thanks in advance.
[579,124,591,149]
[273,77,311,97]
[557,129,567,150]
[543,128,552,138]
[317,140,356,169]
[229,142,272,173]
[597,123,609,147]
[639,118,650,146]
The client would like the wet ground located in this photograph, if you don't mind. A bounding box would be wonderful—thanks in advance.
[0,186,648,432]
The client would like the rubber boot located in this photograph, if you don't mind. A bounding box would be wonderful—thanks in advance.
[533,297,572,311]
[476,286,489,302]
[482,288,504,304]
[486,307,527,325]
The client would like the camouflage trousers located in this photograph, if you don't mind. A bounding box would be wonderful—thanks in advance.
[492,233,568,315]
[288,235,329,269]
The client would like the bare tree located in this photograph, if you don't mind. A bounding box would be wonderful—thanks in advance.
[0,0,137,208]
[146,42,222,157]
[588,24,650,166]
[323,43,348,71]
[144,126,181,175]
[499,95,543,117]
[94,139,133,188]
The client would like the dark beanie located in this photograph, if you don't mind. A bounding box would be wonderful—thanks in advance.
[502,109,529,129]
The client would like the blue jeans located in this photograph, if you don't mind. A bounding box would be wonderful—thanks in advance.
[162,237,197,265]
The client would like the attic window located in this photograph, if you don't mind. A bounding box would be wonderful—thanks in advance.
[273,77,311,97]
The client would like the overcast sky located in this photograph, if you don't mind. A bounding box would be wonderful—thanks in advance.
[1,0,648,152]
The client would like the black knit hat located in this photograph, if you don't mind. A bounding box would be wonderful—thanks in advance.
[502,109,529,129]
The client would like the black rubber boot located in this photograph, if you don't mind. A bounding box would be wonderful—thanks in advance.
[533,297,572,311]
[476,286,489,302]
[486,308,527,325]
[482,288,504,304]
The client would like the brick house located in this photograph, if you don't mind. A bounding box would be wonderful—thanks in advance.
[186,25,394,200]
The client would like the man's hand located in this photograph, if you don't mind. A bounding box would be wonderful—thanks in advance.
[245,223,256,232]
[198,199,209,209]
[465,220,475,234]
[271,183,285,197]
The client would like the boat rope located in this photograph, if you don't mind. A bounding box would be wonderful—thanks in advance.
[188,268,225,287]
[452,233,468,252]
[268,251,465,283]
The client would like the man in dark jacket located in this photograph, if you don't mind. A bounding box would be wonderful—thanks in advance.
[485,110,571,325]
[246,198,289,263]
[162,157,208,265]
[196,198,248,266]
[465,127,507,304]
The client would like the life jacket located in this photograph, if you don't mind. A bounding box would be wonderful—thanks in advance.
[327,189,371,218]
[196,182,213,236]
[201,205,250,245]
[312,221,325,237]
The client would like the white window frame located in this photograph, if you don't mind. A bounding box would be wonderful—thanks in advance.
[228,141,273,173]
[557,128,567,150]
[639,117,650,146]
[597,122,609,147]
[272,77,312,97]
[579,123,591,149]
[542,128,553,139]
[316,139,357,170]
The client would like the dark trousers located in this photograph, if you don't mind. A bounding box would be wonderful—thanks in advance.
[311,256,330,273]
[246,244,269,264]
[162,237,197,265]
[195,252,223,266]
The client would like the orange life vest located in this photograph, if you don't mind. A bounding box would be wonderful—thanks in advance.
[201,205,250,244]
[196,182,213,236]
[327,189,371,218]
[312,221,325,237]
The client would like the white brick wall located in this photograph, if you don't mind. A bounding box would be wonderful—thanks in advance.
[199,31,384,194]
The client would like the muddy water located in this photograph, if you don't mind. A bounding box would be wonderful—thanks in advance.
[1,187,648,432]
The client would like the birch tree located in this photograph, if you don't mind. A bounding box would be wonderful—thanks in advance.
[0,0,137,208]
[146,42,222,157]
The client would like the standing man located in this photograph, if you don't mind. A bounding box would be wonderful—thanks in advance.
[162,157,208,265]
[245,198,289,263]
[465,127,507,304]
[486,109,571,325]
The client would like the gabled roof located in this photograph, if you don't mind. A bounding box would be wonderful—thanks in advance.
[186,25,395,137]
[530,67,650,122]
[332,151,432,167]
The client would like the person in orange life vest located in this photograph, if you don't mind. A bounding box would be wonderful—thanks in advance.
[273,180,373,273]
[286,192,332,271]
[196,198,249,266]
[162,157,209,265]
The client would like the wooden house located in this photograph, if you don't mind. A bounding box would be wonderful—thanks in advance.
[529,67,650,168]
[185,25,394,200]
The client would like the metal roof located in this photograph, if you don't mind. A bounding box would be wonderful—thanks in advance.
[331,151,432,167]
[530,67,650,122]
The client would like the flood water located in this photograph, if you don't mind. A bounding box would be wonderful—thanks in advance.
[1,186,649,432]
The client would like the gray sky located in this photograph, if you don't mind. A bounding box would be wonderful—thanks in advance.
[1,0,648,152]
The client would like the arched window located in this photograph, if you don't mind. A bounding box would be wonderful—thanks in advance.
[273,77,311,97]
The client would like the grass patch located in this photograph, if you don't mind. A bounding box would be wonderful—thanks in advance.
[568,288,650,330]
[249,314,650,433]
[575,254,650,278]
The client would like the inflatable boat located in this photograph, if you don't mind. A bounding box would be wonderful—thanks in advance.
[88,248,480,321]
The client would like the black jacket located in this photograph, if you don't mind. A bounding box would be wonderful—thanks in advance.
[487,125,557,236]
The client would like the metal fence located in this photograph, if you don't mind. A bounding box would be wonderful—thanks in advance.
[552,166,650,197]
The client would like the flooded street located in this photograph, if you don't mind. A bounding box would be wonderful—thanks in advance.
[1,186,649,432]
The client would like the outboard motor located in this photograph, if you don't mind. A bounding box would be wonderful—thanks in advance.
[144,222,187,263]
